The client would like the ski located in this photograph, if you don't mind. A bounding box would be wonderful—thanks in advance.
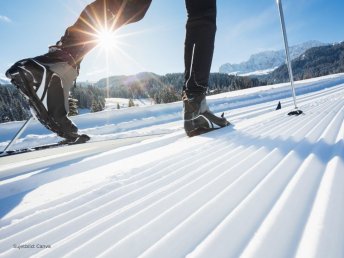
[0,134,90,157]
[0,132,177,157]
[0,119,232,157]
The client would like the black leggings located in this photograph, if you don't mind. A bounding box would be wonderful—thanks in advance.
[184,0,216,93]
[59,0,216,93]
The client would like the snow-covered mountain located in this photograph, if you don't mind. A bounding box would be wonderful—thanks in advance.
[1,73,344,257]
[0,76,10,85]
[219,40,326,75]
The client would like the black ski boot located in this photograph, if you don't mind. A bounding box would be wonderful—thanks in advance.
[6,48,89,142]
[183,91,230,137]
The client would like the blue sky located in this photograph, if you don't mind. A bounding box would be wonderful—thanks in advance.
[1,0,344,82]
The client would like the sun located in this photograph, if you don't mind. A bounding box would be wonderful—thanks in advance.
[96,29,118,51]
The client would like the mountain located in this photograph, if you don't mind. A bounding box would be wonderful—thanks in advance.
[264,41,344,83]
[95,72,161,88]
[219,40,326,75]
[0,77,10,85]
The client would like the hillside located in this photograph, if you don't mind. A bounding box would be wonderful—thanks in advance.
[0,78,10,85]
[263,42,344,83]
[93,72,262,99]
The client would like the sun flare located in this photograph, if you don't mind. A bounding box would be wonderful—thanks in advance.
[96,29,118,51]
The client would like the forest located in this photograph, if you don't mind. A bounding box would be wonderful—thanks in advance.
[0,72,261,122]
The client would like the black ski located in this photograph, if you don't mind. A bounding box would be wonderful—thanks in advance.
[0,134,90,157]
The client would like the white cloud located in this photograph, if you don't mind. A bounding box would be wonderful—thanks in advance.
[0,15,12,23]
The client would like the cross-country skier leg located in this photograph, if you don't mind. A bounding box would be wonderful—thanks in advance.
[183,0,230,137]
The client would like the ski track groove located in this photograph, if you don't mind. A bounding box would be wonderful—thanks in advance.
[0,144,194,228]
[294,107,344,258]
[106,93,342,256]
[0,94,309,242]
[139,95,344,258]
[0,90,309,235]
[0,138,233,242]
[65,138,296,256]
[37,118,292,256]
[1,98,305,256]
[1,127,263,253]
[0,133,204,224]
[0,83,343,257]
[0,95,338,235]
[1,87,342,253]
[0,132,186,199]
[45,145,260,256]
[111,92,344,257]
[229,99,344,258]
[226,98,344,257]
[37,92,344,256]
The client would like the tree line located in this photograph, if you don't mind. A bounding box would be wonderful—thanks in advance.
[93,72,263,102]
[0,85,30,123]
[0,73,264,122]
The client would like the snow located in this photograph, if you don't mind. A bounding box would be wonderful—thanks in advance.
[0,77,10,85]
[219,40,325,75]
[76,98,154,115]
[105,98,154,110]
[0,73,344,257]
[240,67,278,76]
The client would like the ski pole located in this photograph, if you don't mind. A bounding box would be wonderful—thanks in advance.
[276,0,303,115]
[1,116,33,155]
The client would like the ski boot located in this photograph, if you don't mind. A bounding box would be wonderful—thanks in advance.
[6,48,90,143]
[182,91,230,137]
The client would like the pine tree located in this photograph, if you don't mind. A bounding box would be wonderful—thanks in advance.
[128,98,135,107]
[90,98,104,112]
[91,100,98,113]
[68,97,79,116]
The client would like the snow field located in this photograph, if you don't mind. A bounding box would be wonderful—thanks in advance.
[0,74,343,257]
[1,73,344,151]
[105,98,154,110]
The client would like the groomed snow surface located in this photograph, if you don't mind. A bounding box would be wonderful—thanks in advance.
[0,73,344,258]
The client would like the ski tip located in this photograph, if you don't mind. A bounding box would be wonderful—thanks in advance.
[80,134,91,141]
[73,134,91,144]
[288,110,303,116]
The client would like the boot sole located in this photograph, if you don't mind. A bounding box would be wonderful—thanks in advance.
[6,62,79,140]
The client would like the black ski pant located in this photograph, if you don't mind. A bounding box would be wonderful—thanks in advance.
[184,0,216,94]
[58,0,216,93]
